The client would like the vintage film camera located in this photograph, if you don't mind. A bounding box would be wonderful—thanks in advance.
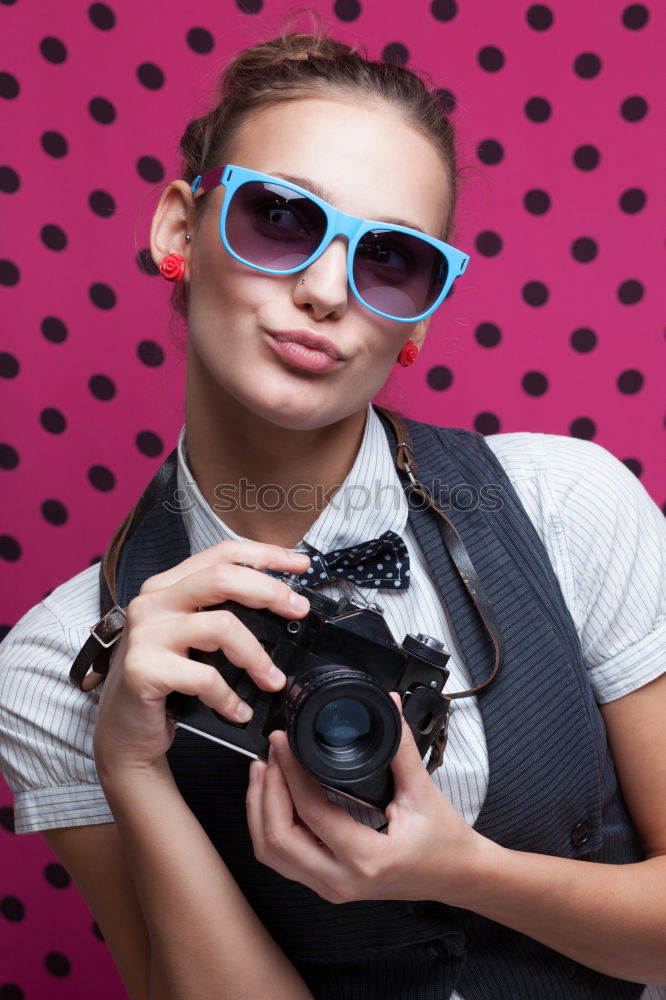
[167,583,451,811]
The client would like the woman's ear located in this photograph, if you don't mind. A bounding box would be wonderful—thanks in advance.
[149,180,195,272]
[411,316,431,352]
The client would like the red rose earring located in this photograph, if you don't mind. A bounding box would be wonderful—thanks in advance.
[396,340,418,367]
[159,252,186,282]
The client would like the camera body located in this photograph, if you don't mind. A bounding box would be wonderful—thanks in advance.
[167,585,451,811]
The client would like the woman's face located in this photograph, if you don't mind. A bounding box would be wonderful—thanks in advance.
[184,95,451,431]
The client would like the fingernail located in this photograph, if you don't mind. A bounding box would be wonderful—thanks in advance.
[268,744,276,765]
[234,701,253,723]
[289,591,310,612]
[268,664,286,687]
[249,761,264,783]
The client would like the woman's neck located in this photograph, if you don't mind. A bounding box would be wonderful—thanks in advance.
[184,382,368,548]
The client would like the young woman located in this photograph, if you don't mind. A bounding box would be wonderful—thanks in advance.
[1,25,665,1000]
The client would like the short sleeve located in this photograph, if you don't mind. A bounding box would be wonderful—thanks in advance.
[0,564,114,834]
[486,433,666,703]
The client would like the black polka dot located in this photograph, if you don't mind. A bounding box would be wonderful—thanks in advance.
[573,144,600,170]
[619,187,646,213]
[0,166,19,193]
[617,369,644,394]
[622,4,649,29]
[621,96,648,121]
[570,327,597,353]
[41,500,68,526]
[427,366,453,391]
[41,224,68,251]
[186,27,215,53]
[88,189,115,218]
[570,417,596,440]
[137,62,165,89]
[89,282,117,309]
[475,231,503,256]
[435,88,457,114]
[41,316,68,343]
[45,862,71,889]
[474,412,500,435]
[0,896,25,921]
[0,72,19,99]
[574,53,601,78]
[571,237,598,262]
[136,431,164,457]
[137,340,164,366]
[382,42,409,65]
[137,155,164,183]
[0,806,15,832]
[89,96,116,125]
[526,4,553,29]
[431,0,457,19]
[136,248,160,276]
[334,0,361,18]
[0,535,21,561]
[88,3,116,30]
[92,920,105,942]
[88,374,116,400]
[522,281,549,306]
[39,36,68,64]
[88,465,116,491]
[622,457,642,478]
[476,139,504,165]
[617,279,644,304]
[40,408,67,434]
[0,444,18,469]
[236,0,263,10]
[522,371,549,396]
[0,353,19,378]
[525,97,551,123]
[44,952,71,978]
[475,322,502,348]
[0,626,11,641]
[0,260,19,286]
[89,554,102,565]
[524,188,551,214]
[0,984,24,1000]
[41,131,68,158]
[478,46,504,72]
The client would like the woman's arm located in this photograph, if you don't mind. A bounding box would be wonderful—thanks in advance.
[247,676,666,985]
[98,756,313,1000]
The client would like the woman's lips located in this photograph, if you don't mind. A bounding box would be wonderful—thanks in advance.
[266,331,344,373]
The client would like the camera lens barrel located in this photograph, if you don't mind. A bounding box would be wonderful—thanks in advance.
[285,665,401,786]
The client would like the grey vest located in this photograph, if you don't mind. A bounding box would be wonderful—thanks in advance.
[112,412,644,999]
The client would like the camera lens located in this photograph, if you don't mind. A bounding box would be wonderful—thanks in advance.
[314,699,371,751]
[285,666,401,786]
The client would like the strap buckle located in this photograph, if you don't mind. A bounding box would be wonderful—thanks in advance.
[90,605,126,649]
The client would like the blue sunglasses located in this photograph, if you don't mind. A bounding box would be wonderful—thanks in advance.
[191,165,470,323]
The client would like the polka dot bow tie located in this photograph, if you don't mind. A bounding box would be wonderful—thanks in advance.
[294,530,411,590]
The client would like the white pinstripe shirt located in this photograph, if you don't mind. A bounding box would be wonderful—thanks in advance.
[1,408,664,998]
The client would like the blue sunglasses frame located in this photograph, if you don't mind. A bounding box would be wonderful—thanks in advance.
[191,164,470,323]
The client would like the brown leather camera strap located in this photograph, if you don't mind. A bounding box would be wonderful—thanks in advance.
[375,406,504,702]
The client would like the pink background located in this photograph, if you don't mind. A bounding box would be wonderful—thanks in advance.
[1,0,663,995]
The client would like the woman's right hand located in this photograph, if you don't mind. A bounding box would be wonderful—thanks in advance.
[92,541,311,776]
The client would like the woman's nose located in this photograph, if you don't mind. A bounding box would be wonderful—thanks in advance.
[293,236,350,318]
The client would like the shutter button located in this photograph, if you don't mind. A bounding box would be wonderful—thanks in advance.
[571,822,593,848]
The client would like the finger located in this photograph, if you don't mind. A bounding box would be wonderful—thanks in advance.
[141,609,286,692]
[134,561,311,621]
[122,647,260,724]
[388,693,430,794]
[270,733,378,855]
[140,540,310,594]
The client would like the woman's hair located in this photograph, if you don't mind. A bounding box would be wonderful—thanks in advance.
[170,11,459,320]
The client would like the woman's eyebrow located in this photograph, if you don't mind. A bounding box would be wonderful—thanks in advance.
[272,171,426,233]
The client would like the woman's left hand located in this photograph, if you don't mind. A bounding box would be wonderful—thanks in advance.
[246,696,493,906]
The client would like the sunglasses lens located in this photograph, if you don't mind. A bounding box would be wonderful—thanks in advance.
[225,181,327,270]
[353,230,449,319]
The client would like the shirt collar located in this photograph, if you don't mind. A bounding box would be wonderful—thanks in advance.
[176,404,408,557]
